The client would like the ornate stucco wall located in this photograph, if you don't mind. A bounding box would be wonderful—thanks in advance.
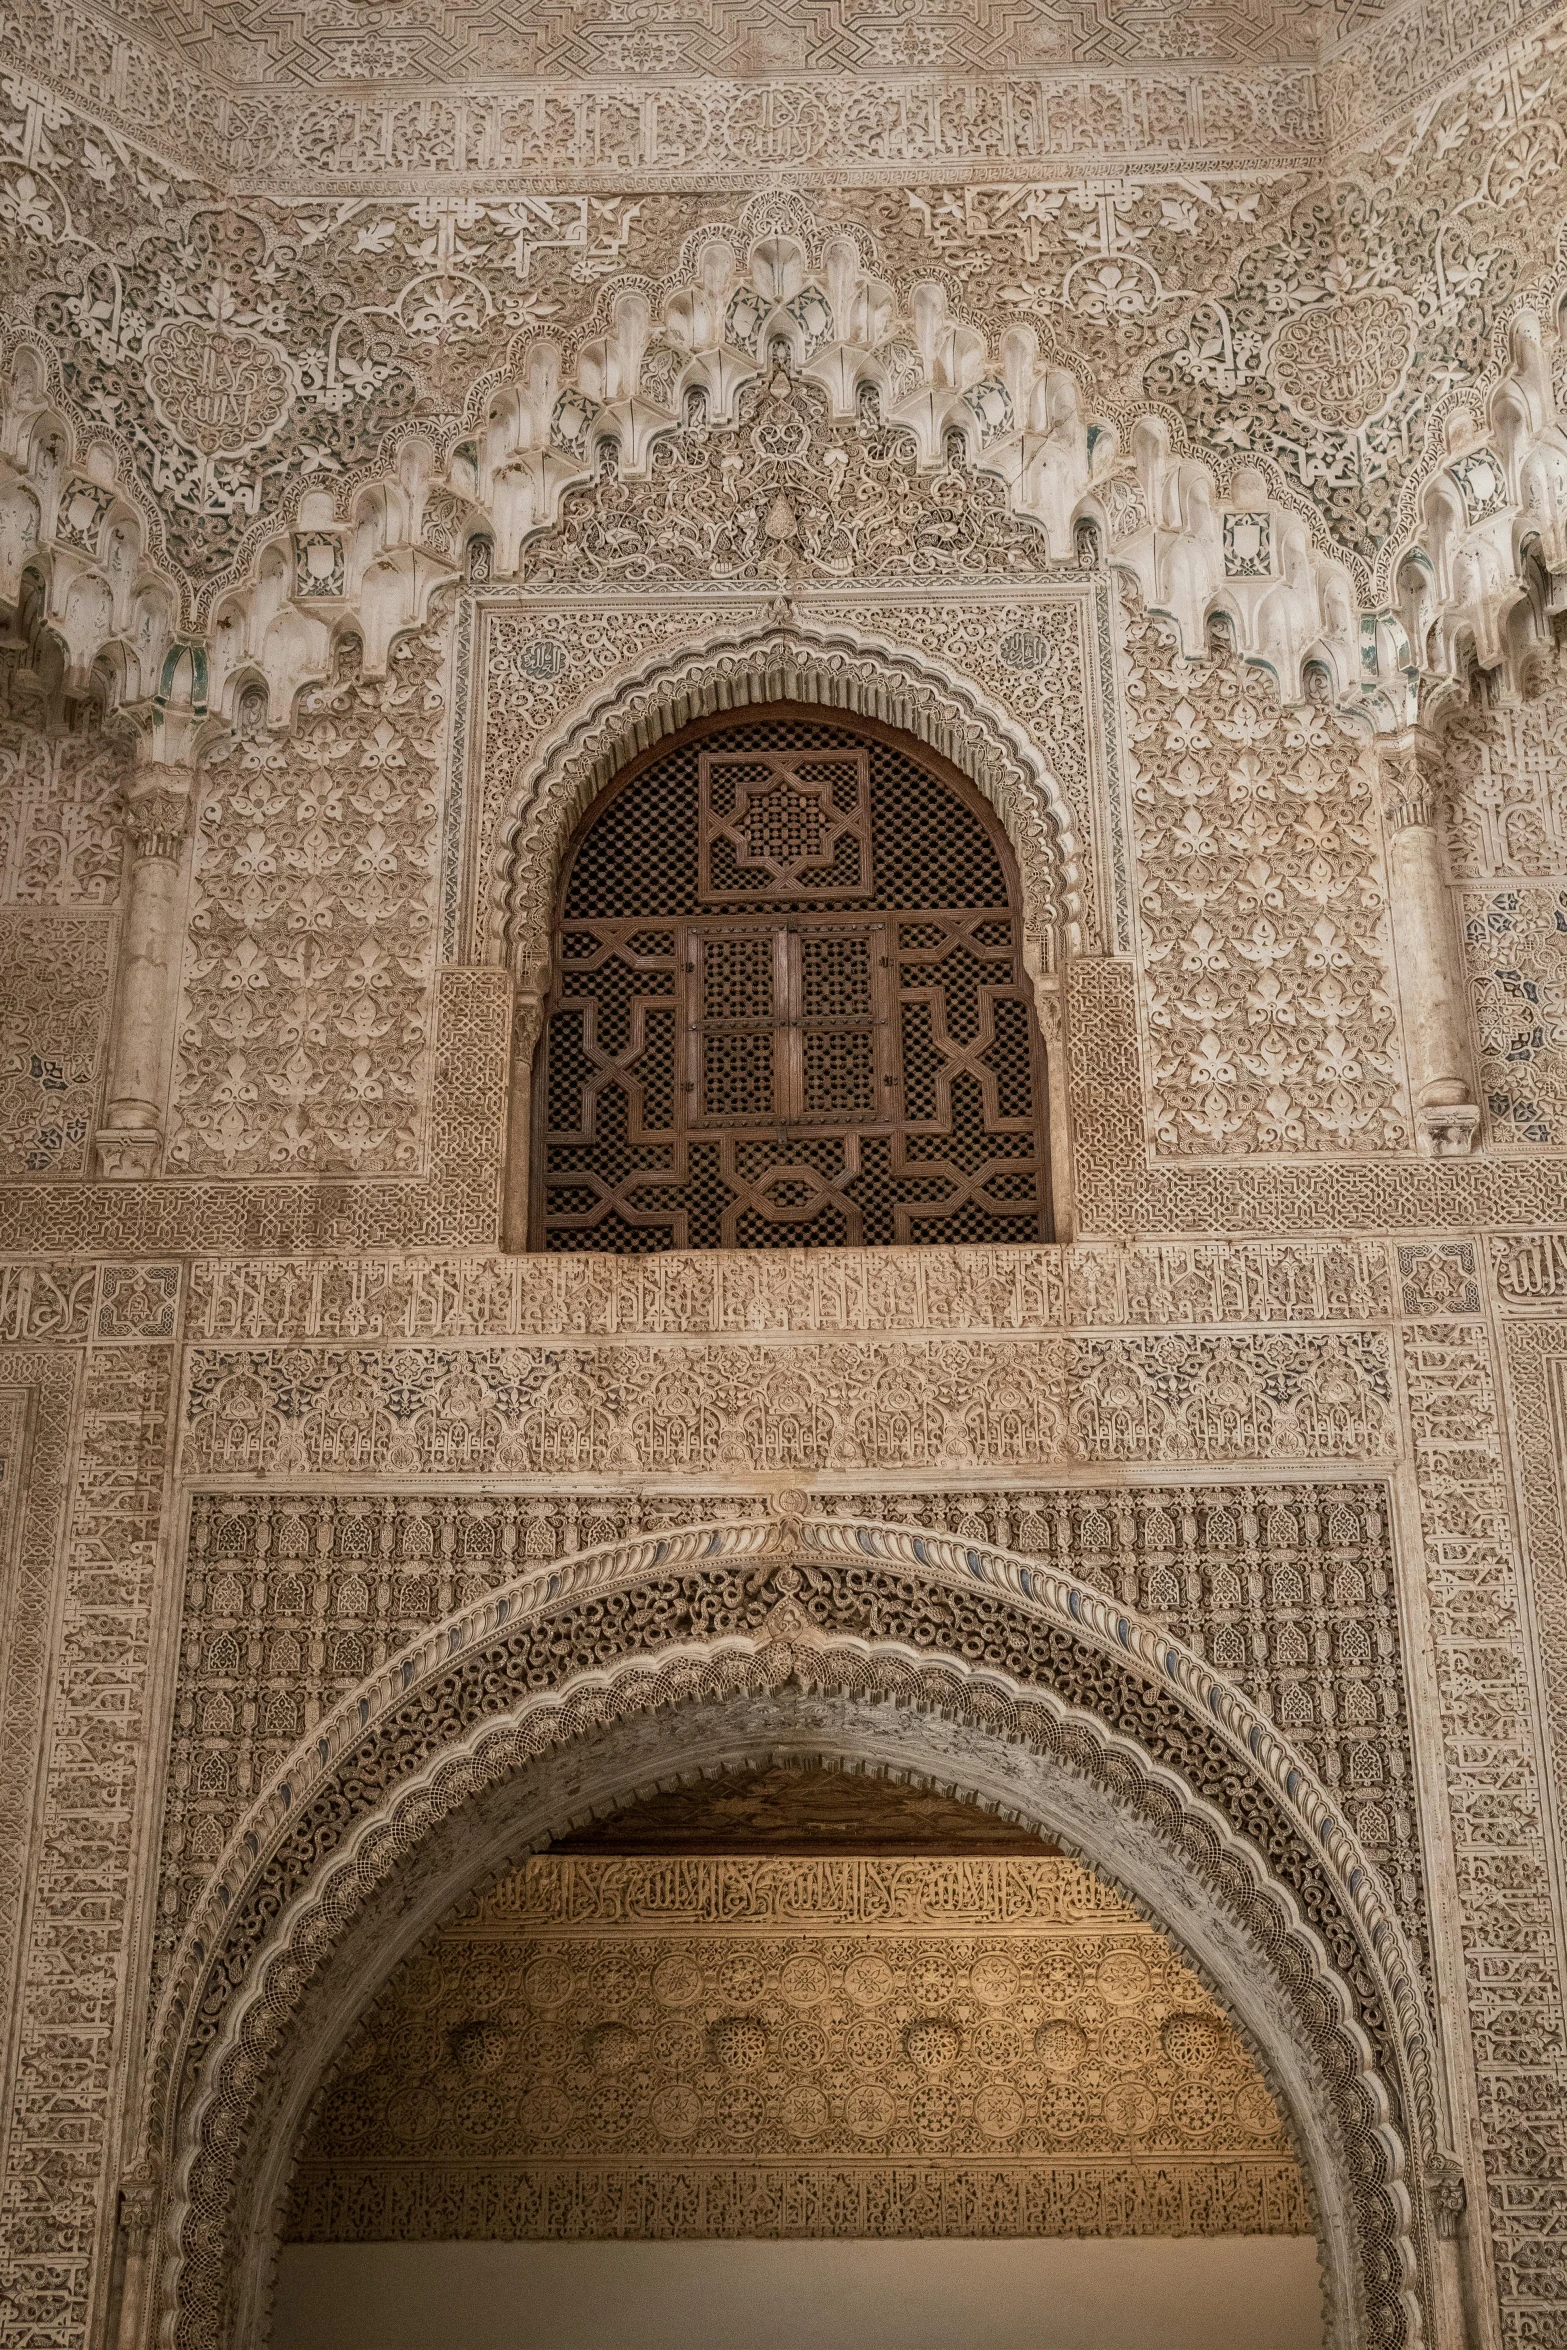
[4,2,1567,2345]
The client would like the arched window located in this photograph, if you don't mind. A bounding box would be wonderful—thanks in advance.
[528,705,1052,1252]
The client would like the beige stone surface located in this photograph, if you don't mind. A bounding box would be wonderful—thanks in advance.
[3,8,1567,2349]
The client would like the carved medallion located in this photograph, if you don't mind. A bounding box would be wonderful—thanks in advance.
[144,320,295,457]
[1269,292,1413,430]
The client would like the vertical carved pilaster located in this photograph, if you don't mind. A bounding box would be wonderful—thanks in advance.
[96,770,194,1180]
[112,2169,159,2350]
[1027,966,1075,1242]
[501,981,548,1252]
[1379,739,1480,1158]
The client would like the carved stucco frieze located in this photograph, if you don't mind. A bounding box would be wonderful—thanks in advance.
[283,1852,1310,2247]
[177,1328,1400,1482]
[181,1236,1398,1342]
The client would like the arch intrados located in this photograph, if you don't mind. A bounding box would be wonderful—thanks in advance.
[243,1703,1344,2350]
[554,697,1028,918]
[148,1515,1435,2350]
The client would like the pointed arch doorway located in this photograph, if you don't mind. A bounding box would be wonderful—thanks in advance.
[148,1512,1440,2350]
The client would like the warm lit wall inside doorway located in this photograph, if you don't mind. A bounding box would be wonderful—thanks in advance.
[274,2235,1323,2350]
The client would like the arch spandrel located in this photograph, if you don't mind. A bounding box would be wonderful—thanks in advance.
[143,1510,1446,2350]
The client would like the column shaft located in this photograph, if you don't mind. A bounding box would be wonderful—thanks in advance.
[97,776,193,1179]
[1382,747,1480,1157]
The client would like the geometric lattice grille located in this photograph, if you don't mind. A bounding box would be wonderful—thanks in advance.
[538,710,1051,1250]
[700,745,872,899]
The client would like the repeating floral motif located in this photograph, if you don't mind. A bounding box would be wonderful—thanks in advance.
[285,1853,1305,2243]
[0,913,111,1175]
[178,1330,1398,1479]
[0,965,512,1255]
[1497,1321,1567,1922]
[167,620,448,1177]
[1499,1338,1567,2350]
[0,718,124,908]
[1124,607,1405,1157]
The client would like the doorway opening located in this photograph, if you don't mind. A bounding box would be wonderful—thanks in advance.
[274,1766,1320,2350]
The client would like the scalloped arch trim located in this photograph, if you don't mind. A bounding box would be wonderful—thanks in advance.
[488,616,1085,984]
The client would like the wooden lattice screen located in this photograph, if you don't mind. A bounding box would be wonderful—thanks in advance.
[532,709,1051,1251]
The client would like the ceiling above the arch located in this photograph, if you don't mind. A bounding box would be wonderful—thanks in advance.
[550,1765,1061,1855]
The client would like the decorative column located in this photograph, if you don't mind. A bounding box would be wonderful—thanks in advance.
[501,980,548,1252]
[96,767,194,1179]
[1379,738,1480,1158]
[112,2168,159,2350]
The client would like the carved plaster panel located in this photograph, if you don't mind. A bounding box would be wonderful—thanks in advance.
[157,1479,1423,1997]
[283,1854,1309,2246]
[0,1338,174,2350]
[0,911,113,1178]
[177,1329,1400,1482]
[182,1237,1397,1342]
[169,620,451,1180]
[1401,1320,1567,2337]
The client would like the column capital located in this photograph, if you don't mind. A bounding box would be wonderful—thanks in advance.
[1373,733,1443,834]
[116,2163,160,2243]
[121,767,197,863]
